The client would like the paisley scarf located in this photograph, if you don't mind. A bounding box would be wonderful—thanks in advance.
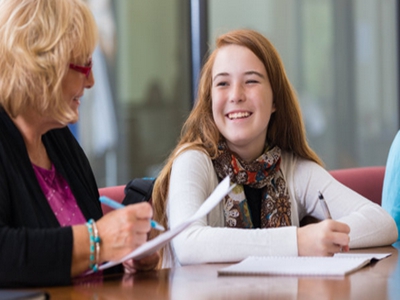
[212,142,291,228]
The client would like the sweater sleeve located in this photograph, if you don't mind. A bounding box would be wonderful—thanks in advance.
[291,158,398,248]
[0,226,73,287]
[0,152,75,287]
[168,150,298,266]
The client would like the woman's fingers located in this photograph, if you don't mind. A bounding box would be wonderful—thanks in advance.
[96,202,153,262]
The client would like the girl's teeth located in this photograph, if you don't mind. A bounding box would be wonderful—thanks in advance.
[228,112,250,119]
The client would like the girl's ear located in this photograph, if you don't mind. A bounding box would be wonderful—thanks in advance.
[272,102,276,113]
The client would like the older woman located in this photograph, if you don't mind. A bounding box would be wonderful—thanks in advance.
[0,0,157,287]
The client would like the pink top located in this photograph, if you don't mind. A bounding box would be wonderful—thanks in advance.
[32,164,86,226]
[33,164,105,278]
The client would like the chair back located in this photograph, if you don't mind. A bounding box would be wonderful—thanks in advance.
[98,166,385,214]
[329,166,385,205]
[98,185,125,214]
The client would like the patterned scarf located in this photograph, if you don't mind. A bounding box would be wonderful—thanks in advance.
[212,142,291,228]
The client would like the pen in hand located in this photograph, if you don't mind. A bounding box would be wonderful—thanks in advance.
[318,191,348,253]
[99,196,165,231]
[318,191,332,219]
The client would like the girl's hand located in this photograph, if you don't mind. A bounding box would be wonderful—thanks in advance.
[297,219,350,256]
[123,252,160,273]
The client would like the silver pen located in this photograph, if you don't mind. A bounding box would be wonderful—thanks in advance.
[318,191,332,219]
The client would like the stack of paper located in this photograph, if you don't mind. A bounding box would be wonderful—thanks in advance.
[96,176,234,272]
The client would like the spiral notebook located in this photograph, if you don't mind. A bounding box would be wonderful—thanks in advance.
[218,253,391,277]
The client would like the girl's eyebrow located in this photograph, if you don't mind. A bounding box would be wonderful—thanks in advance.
[244,71,265,78]
[213,70,265,82]
[213,72,229,82]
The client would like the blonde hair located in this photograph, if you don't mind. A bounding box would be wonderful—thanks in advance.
[0,0,98,124]
[151,29,323,266]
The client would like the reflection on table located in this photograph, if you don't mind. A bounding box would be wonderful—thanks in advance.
[38,242,400,300]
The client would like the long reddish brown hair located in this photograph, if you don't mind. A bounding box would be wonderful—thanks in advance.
[151,29,322,266]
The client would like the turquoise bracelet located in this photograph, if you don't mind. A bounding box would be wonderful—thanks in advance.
[86,219,101,272]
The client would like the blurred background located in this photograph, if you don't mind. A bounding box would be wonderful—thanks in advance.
[73,0,399,188]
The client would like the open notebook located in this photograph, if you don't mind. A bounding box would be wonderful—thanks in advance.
[218,253,391,277]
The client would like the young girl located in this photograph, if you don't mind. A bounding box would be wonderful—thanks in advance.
[152,29,397,267]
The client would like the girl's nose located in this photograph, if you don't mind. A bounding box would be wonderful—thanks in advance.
[230,83,245,103]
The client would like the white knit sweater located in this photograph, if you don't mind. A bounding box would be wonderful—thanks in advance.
[166,149,397,267]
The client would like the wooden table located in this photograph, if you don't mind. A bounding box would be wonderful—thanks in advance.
[39,242,400,299]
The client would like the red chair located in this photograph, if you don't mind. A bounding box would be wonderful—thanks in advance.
[98,166,385,215]
[329,166,385,205]
[99,185,125,214]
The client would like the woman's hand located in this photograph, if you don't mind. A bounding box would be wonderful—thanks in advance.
[96,202,153,264]
[123,252,160,273]
[297,219,350,256]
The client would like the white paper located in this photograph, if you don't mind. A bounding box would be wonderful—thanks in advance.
[218,252,392,277]
[98,176,234,271]
[333,252,391,260]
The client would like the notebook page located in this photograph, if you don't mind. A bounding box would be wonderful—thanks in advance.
[218,256,372,277]
[334,252,391,261]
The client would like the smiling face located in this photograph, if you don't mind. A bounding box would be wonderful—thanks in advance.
[211,44,275,162]
[61,58,94,124]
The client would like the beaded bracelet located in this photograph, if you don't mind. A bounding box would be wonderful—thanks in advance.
[91,219,100,269]
[86,219,101,272]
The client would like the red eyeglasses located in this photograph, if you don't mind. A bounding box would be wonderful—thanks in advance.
[69,60,93,78]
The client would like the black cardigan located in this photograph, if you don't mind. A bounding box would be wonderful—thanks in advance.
[0,109,121,287]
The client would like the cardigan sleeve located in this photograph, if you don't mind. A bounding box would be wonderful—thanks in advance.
[0,226,73,287]
[0,151,75,287]
[290,157,398,248]
[168,150,298,266]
